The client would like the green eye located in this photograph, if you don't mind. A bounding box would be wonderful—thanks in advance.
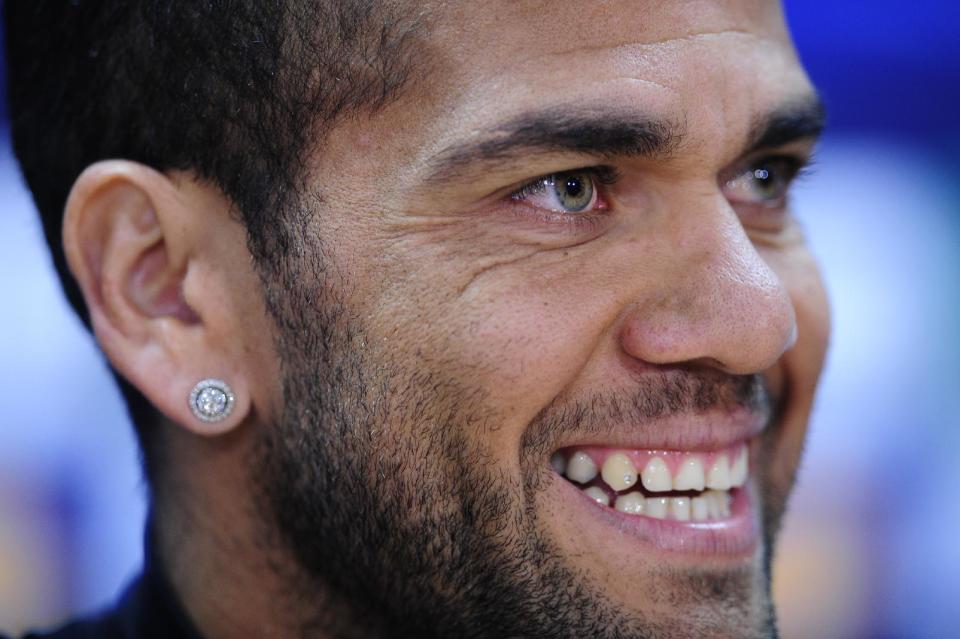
[551,171,595,212]
[513,169,603,214]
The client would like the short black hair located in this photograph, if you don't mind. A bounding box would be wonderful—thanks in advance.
[3,1,427,482]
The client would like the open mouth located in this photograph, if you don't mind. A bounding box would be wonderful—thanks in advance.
[550,444,749,523]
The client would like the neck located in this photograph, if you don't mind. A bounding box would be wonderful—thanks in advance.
[152,428,377,639]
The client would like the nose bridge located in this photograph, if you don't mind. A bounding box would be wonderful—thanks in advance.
[620,197,797,374]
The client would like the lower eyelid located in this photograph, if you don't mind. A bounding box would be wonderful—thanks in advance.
[736,202,788,229]
[514,205,611,234]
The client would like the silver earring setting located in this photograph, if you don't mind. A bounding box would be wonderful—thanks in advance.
[189,378,236,423]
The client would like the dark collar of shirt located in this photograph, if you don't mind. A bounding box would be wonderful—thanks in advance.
[14,519,204,639]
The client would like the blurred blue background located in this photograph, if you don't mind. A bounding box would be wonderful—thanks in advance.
[1,2,958,637]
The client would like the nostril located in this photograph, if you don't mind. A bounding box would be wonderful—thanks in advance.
[626,284,796,375]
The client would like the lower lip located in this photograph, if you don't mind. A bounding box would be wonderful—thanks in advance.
[551,473,760,558]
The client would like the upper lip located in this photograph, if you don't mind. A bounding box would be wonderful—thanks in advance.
[547,406,769,453]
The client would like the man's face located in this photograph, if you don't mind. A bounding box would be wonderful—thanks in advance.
[249,1,829,637]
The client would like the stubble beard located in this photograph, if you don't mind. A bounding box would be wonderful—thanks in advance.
[251,238,785,639]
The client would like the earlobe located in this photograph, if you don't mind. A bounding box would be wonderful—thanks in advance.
[181,375,250,437]
[62,161,252,436]
[189,378,237,423]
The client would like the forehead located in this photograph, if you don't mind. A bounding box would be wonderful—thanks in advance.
[433,0,790,62]
[320,0,812,185]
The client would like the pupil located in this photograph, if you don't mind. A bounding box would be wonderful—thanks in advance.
[752,167,777,197]
[552,171,594,212]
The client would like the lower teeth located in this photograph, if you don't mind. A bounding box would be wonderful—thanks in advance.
[582,485,732,521]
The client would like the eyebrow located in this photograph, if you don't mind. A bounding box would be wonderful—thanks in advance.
[425,107,684,184]
[747,96,826,154]
[424,94,825,184]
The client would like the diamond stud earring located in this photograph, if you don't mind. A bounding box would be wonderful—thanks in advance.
[188,378,236,423]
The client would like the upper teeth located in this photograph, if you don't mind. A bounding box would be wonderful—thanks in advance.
[674,456,706,491]
[640,457,671,492]
[566,451,598,484]
[600,452,639,491]
[553,445,749,521]
[706,455,731,490]
[730,448,748,486]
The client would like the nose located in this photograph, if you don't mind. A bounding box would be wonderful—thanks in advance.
[619,197,797,375]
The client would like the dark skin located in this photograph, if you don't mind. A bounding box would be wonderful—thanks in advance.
[63,1,828,636]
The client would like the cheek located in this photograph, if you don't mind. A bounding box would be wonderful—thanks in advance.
[776,247,831,389]
[367,242,630,437]
[453,283,611,409]
[761,246,830,487]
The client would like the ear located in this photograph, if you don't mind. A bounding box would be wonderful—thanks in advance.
[62,161,253,436]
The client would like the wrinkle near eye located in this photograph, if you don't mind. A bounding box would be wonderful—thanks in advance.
[455,236,600,299]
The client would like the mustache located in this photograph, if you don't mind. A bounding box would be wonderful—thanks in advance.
[521,369,772,455]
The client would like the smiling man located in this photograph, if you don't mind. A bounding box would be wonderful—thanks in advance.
[4,1,828,638]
